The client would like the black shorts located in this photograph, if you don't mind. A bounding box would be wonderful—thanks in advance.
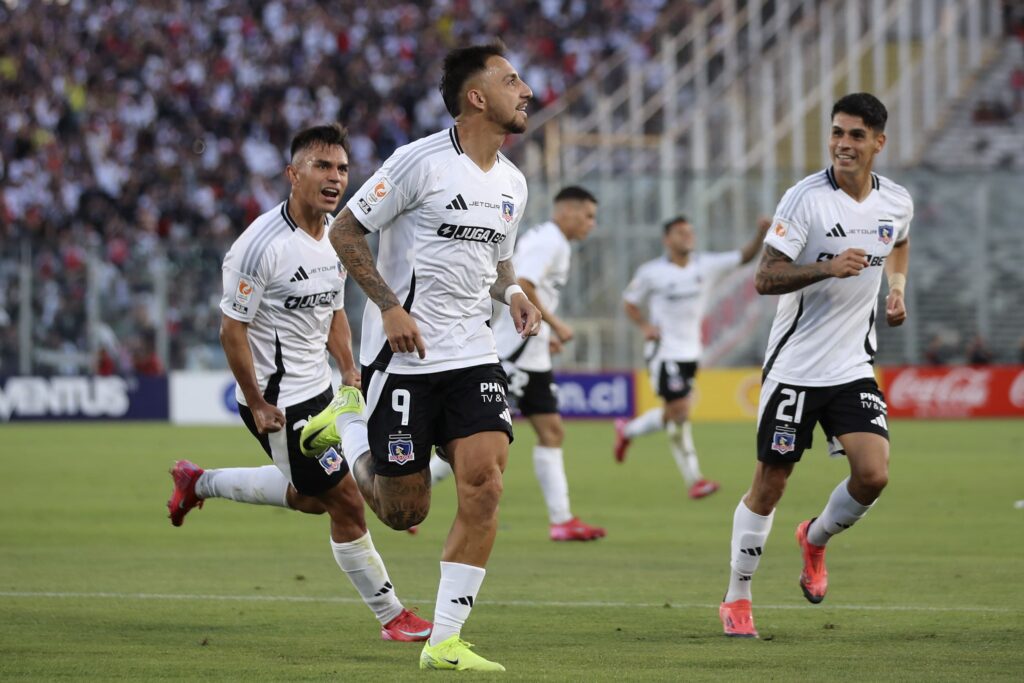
[238,386,349,496]
[652,360,698,401]
[756,377,889,464]
[361,363,514,477]
[504,365,558,416]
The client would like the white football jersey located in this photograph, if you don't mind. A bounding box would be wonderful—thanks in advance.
[220,200,345,407]
[623,250,741,367]
[762,167,913,386]
[345,127,528,374]
[491,221,570,372]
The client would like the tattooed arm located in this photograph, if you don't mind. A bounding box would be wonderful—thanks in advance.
[330,207,425,357]
[329,207,400,311]
[489,258,519,303]
[754,245,868,295]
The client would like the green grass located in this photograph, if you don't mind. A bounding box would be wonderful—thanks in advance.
[1,419,1022,680]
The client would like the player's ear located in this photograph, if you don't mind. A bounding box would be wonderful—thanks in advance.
[874,131,886,153]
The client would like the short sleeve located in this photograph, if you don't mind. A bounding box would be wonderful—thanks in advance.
[623,265,653,306]
[700,250,742,282]
[344,148,428,232]
[220,246,270,322]
[764,186,811,260]
[513,229,556,286]
[499,185,527,262]
[333,263,347,312]
[895,198,913,243]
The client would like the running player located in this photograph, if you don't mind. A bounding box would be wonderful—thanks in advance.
[299,44,541,671]
[616,215,770,498]
[718,93,912,637]
[166,124,431,643]
[432,186,605,541]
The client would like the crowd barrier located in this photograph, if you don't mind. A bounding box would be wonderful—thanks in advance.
[2,366,1022,423]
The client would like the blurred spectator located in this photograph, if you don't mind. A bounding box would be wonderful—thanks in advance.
[923,334,952,366]
[965,335,994,366]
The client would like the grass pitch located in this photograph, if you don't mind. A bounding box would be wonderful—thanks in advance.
[1,418,1022,680]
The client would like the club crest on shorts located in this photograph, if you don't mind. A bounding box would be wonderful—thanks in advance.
[318,447,344,475]
[771,430,796,454]
[877,224,894,244]
[388,433,415,465]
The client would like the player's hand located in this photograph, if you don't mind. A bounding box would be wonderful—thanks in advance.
[382,306,426,359]
[342,368,362,389]
[253,400,285,434]
[756,216,772,235]
[552,319,574,344]
[827,248,869,278]
[886,290,907,327]
[510,292,542,338]
[549,337,563,355]
[642,323,661,341]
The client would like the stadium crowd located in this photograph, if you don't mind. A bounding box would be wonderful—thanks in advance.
[0,0,671,375]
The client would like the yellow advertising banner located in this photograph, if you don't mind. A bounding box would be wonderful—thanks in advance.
[634,367,764,422]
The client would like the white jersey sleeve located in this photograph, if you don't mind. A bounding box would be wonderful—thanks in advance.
[220,236,273,323]
[764,183,813,260]
[347,147,430,233]
[622,263,655,307]
[701,250,743,282]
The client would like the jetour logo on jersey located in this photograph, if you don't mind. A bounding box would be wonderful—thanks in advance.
[436,223,507,244]
[284,290,338,309]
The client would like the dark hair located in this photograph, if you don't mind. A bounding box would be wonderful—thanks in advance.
[554,186,597,204]
[290,123,351,160]
[662,215,689,235]
[831,93,888,133]
[440,42,507,117]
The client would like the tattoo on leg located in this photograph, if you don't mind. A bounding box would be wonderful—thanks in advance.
[374,470,431,530]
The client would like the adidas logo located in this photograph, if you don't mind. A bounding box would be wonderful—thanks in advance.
[445,194,469,210]
[740,546,763,557]
[825,223,847,237]
[870,415,888,429]
[451,595,475,607]
[289,266,310,282]
[498,408,512,425]
[374,581,393,597]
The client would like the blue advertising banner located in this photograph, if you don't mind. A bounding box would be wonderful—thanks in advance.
[0,375,169,422]
[552,371,634,419]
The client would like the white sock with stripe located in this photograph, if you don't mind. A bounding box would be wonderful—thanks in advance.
[429,561,485,646]
[807,477,874,546]
[330,531,404,625]
[533,446,572,524]
[725,500,774,602]
[430,454,453,485]
[194,466,289,508]
[624,407,664,439]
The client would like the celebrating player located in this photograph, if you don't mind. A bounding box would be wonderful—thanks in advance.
[718,93,912,637]
[616,215,770,498]
[166,124,431,643]
[299,44,540,671]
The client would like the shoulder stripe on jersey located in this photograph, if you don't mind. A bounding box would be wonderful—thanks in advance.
[389,138,451,184]
[369,271,417,372]
[776,177,821,218]
[240,220,289,276]
[262,332,286,405]
[825,167,840,190]
[863,308,876,361]
[281,200,299,231]
[762,293,804,381]
[449,127,464,154]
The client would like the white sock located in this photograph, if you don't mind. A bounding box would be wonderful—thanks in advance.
[337,416,370,467]
[533,446,572,524]
[430,454,453,485]
[667,421,702,484]
[808,477,874,546]
[429,561,485,645]
[725,500,774,602]
[194,466,289,507]
[624,407,664,439]
[330,531,404,625]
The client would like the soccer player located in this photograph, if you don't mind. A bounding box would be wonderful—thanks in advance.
[615,215,771,499]
[299,44,541,671]
[718,93,912,638]
[433,185,606,541]
[166,124,432,643]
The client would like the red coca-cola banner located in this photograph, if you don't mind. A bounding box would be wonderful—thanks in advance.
[881,365,1024,418]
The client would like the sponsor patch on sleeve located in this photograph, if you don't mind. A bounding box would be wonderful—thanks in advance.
[365,176,392,205]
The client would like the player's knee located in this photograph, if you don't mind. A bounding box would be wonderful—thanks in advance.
[458,468,504,513]
[538,423,564,446]
[855,469,889,497]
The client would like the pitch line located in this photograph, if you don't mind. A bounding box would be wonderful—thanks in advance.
[0,591,1017,614]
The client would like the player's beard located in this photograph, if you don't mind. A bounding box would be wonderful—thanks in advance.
[502,110,527,134]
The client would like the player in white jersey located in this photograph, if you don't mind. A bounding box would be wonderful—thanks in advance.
[719,93,912,638]
[430,186,606,541]
[616,215,770,499]
[299,44,540,672]
[165,124,432,643]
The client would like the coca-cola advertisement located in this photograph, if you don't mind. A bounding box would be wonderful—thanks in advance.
[882,366,1024,418]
